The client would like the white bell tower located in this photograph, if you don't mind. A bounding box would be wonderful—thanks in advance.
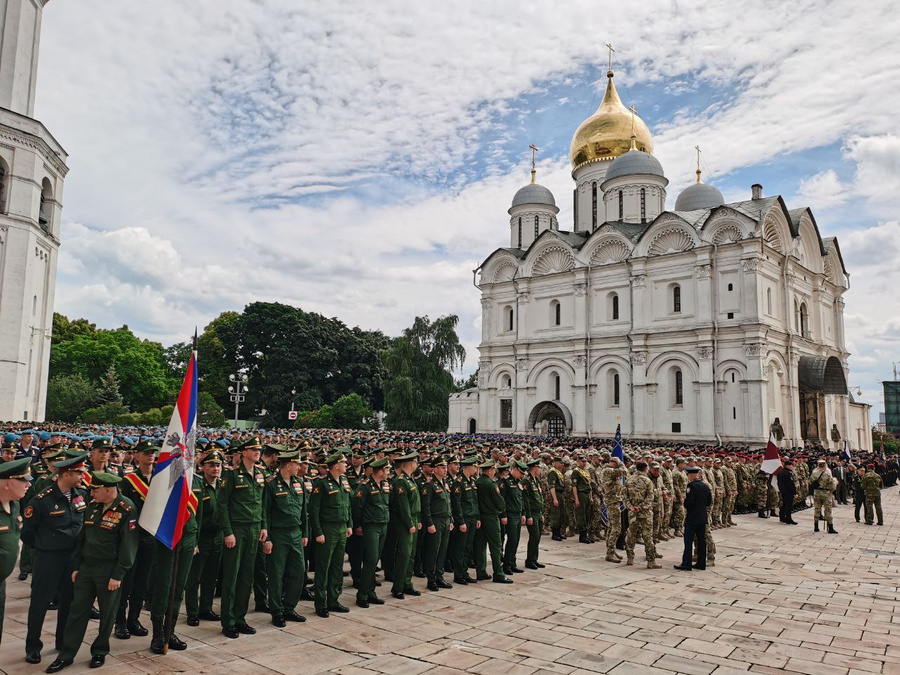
[0,0,68,421]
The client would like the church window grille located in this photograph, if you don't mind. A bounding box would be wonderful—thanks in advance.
[0,161,7,213]
[610,293,619,320]
[534,215,540,239]
[672,285,682,313]
[500,399,513,428]
[767,288,773,315]
[592,182,598,229]
[618,190,624,220]
[612,372,620,407]
[506,306,514,332]
[674,368,683,406]
[517,217,522,248]
[640,188,646,223]
[551,300,561,326]
[554,374,561,401]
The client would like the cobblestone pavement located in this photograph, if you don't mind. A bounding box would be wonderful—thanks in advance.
[2,490,899,675]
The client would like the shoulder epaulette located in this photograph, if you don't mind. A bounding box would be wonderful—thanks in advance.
[36,486,53,499]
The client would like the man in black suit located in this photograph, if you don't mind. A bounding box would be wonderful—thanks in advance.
[832,459,849,505]
[777,461,798,524]
[674,466,711,571]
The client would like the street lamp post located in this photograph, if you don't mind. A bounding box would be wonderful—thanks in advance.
[228,373,249,428]
[291,388,297,414]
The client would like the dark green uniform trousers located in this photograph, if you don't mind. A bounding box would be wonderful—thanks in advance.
[19,542,34,574]
[356,523,387,602]
[423,518,450,583]
[380,525,396,580]
[266,528,305,616]
[346,532,363,585]
[503,514,522,568]
[184,530,222,617]
[58,560,123,661]
[449,518,475,581]
[474,517,504,578]
[413,525,425,576]
[575,494,591,530]
[525,515,543,565]
[253,543,268,608]
[149,531,198,623]
[314,523,348,610]
[390,525,417,594]
[26,548,76,654]
[220,525,259,628]
[117,534,154,625]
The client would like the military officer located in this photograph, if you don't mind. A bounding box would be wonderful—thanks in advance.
[46,472,139,673]
[185,451,224,625]
[600,456,626,563]
[0,458,32,645]
[388,452,421,599]
[449,457,479,584]
[263,449,308,626]
[22,455,88,664]
[501,460,528,575]
[547,457,567,541]
[352,457,390,608]
[522,458,545,570]
[861,464,884,526]
[625,461,661,569]
[421,456,453,591]
[309,450,353,617]
[810,458,838,533]
[345,450,366,588]
[218,437,268,638]
[473,460,512,584]
[571,455,594,544]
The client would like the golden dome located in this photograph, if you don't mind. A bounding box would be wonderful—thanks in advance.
[570,70,653,171]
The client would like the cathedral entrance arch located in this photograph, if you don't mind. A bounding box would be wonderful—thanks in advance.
[797,355,847,442]
[528,400,573,438]
[468,418,477,434]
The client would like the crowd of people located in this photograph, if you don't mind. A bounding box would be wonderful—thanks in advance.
[0,423,895,672]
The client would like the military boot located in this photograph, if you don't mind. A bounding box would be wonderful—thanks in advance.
[758,510,767,518]
[150,620,166,655]
[814,521,819,532]
[647,560,662,569]
[605,554,620,563]
[827,523,838,534]
[625,555,634,566]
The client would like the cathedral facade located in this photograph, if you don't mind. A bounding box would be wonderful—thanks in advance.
[0,0,67,421]
[449,68,872,449]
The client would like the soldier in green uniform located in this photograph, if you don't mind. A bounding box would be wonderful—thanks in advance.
[625,461,661,569]
[345,450,366,589]
[501,460,527,575]
[115,441,155,639]
[421,456,453,591]
[185,451,224,625]
[253,445,279,614]
[388,452,421,599]
[473,460,512,584]
[810,458,838,533]
[309,450,353,617]
[547,457,567,541]
[263,449,308,626]
[353,457,390,607]
[861,463,883,526]
[22,456,88,664]
[0,458,31,645]
[218,437,268,638]
[46,472,139,673]
[412,458,432,578]
[571,455,594,544]
[449,457,478,584]
[523,458,545,569]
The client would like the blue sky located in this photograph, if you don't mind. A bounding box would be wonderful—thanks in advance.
[33,0,900,419]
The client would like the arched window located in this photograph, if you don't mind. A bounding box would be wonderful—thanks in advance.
[673,368,684,406]
[502,374,512,389]
[517,217,522,248]
[611,371,620,407]
[550,299,561,327]
[609,292,619,320]
[767,288,773,315]
[672,284,682,314]
[39,178,52,231]
[592,182,598,229]
[32,295,37,316]
[534,215,540,239]
[505,306,514,332]
[554,373,561,401]
[799,302,809,337]
[0,159,8,213]
[618,190,624,220]
[640,188,646,223]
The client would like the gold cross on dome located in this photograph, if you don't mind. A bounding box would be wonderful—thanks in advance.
[695,145,702,183]
[606,43,615,71]
[529,144,539,184]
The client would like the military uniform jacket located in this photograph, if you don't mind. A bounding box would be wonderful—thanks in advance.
[22,483,88,551]
[389,473,421,530]
[571,467,592,495]
[421,477,452,527]
[861,472,883,497]
[499,476,525,516]
[218,462,267,536]
[77,495,139,581]
[811,468,836,493]
[264,472,308,537]
[625,473,654,514]
[352,478,390,527]
[547,468,565,496]
[120,468,153,519]
[0,500,21,582]
[600,466,626,502]
[195,475,220,535]
[451,475,478,521]
[475,474,505,518]
[522,475,543,518]
[309,473,352,536]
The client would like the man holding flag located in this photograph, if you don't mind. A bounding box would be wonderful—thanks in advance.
[759,432,783,519]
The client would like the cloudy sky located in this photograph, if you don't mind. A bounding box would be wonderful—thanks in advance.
[36,0,900,417]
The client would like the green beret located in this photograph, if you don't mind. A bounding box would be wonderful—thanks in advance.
[90,472,122,488]
[0,457,32,480]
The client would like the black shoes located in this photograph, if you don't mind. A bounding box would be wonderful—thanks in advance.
[368,596,385,605]
[356,599,369,608]
[427,581,439,592]
[127,620,148,637]
[403,587,421,597]
[285,611,306,622]
[827,524,838,534]
[168,633,187,651]
[45,658,73,673]
[90,607,101,620]
[89,655,105,669]
[198,610,221,621]
[236,623,256,634]
[328,604,350,613]
[492,576,513,584]
[509,566,524,574]
[186,615,200,627]
[272,615,287,627]
[476,573,491,581]
[315,608,330,618]
[299,589,314,602]
[673,565,691,571]
[254,603,270,613]
[18,571,28,581]
[222,626,240,639]
[454,577,469,585]
[26,651,41,664]
[113,623,130,640]
[437,579,453,589]
[525,561,539,570]
[390,591,405,600]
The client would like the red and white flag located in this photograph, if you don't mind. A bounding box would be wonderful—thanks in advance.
[761,432,783,489]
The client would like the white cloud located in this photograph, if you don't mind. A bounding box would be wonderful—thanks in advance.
[844,135,900,210]
[796,170,849,210]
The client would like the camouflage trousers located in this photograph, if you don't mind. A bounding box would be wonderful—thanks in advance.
[723,494,736,524]
[652,500,664,539]
[671,501,685,533]
[661,498,672,535]
[755,479,769,510]
[564,490,576,534]
[589,496,605,540]
[813,490,832,523]
[710,495,723,525]
[692,524,716,563]
[605,501,622,556]
[626,511,657,562]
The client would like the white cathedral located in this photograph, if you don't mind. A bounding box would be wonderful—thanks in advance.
[0,0,66,421]
[449,66,872,449]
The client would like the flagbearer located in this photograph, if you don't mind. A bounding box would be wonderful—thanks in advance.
[148,467,201,654]
[185,451,224,626]
[46,473,139,673]
[218,437,267,639]
[262,449,308,626]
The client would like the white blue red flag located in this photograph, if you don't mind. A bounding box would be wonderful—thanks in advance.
[843,441,852,463]
[138,343,198,549]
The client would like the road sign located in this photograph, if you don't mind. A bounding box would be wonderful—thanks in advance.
[288,411,298,420]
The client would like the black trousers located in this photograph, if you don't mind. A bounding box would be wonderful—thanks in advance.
[779,491,795,522]
[26,548,76,654]
[682,522,706,570]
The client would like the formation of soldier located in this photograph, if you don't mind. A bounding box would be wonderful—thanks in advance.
[0,423,894,671]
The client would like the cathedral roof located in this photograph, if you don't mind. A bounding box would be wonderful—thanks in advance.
[604,148,665,182]
[510,183,557,210]
[674,182,724,211]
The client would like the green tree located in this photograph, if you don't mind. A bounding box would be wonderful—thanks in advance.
[45,374,98,422]
[456,367,479,391]
[197,391,226,428]
[97,365,125,405]
[331,393,374,429]
[52,313,96,345]
[295,405,334,429]
[381,315,465,431]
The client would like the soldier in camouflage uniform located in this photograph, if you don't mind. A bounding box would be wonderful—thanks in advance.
[660,458,674,538]
[625,462,660,569]
[547,457,567,541]
[538,455,551,534]
[648,463,665,542]
[563,461,576,538]
[670,458,687,536]
[600,457,626,563]
[755,468,771,517]
[810,458,838,533]
[861,463,883,526]
[710,458,724,528]
[587,454,605,543]
[721,458,738,526]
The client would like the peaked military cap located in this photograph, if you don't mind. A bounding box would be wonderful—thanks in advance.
[369,457,390,470]
[324,451,346,466]
[89,472,122,488]
[278,449,301,462]
[394,452,418,463]
[0,457,32,480]
[133,441,157,454]
[459,457,478,466]
[478,459,496,469]
[201,451,224,465]
[238,437,263,451]
[53,455,86,472]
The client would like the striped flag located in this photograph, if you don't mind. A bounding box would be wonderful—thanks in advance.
[138,340,198,549]
[761,431,783,489]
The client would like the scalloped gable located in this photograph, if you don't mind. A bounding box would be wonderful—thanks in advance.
[822,236,849,277]
[789,206,827,256]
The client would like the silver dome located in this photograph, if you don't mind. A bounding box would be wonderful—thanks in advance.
[510,183,556,210]
[604,149,665,181]
[674,182,725,211]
